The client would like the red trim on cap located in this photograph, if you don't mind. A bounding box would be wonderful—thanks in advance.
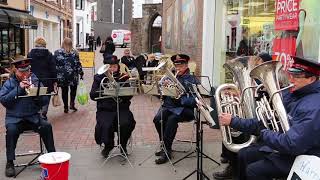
[293,64,320,76]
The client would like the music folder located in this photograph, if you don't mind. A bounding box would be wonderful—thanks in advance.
[142,61,166,72]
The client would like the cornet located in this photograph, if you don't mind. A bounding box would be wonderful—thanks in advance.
[24,76,33,94]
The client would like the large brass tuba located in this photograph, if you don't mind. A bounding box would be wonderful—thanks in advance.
[215,56,259,152]
[250,61,291,132]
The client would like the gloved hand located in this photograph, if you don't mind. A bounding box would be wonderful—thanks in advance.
[253,121,267,136]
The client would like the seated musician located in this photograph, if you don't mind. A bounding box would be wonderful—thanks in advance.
[90,55,136,158]
[153,54,199,164]
[146,54,159,67]
[214,53,273,179]
[0,57,56,177]
[218,56,320,180]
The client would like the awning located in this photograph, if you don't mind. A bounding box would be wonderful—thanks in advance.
[0,8,38,29]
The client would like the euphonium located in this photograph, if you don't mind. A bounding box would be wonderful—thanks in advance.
[159,67,187,99]
[97,64,116,90]
[250,61,291,132]
[215,56,259,152]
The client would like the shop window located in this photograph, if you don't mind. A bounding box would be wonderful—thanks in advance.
[0,27,24,61]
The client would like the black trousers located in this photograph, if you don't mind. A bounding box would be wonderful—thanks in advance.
[5,119,56,161]
[153,108,194,151]
[61,85,77,109]
[237,144,291,180]
[96,110,136,149]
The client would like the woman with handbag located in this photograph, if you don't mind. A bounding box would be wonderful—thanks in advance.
[54,38,84,113]
[100,36,115,61]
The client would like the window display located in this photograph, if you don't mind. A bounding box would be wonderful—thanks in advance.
[221,0,320,82]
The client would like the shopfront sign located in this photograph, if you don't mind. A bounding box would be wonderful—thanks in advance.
[79,52,95,68]
[275,0,300,30]
[272,37,296,70]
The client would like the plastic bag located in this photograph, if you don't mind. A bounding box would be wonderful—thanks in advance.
[77,80,89,105]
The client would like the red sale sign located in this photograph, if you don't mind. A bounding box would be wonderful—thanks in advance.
[272,38,296,70]
[275,0,300,30]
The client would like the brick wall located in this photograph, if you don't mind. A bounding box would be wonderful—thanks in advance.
[162,0,203,75]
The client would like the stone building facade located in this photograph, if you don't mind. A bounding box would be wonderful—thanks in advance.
[94,0,132,42]
[29,0,73,52]
[130,3,162,55]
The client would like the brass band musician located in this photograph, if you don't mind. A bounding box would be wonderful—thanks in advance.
[90,55,136,158]
[218,56,320,180]
[153,54,199,164]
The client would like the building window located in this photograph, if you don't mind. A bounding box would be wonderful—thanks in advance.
[0,27,24,61]
[76,0,84,10]
[0,0,7,4]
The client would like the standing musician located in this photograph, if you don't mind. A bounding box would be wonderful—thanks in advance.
[218,56,320,180]
[0,57,56,177]
[90,55,136,158]
[153,54,199,164]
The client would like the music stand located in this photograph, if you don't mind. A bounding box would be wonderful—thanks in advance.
[138,79,177,172]
[98,80,138,168]
[14,77,57,177]
[173,81,220,180]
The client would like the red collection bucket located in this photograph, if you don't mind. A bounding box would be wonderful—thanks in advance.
[38,152,71,180]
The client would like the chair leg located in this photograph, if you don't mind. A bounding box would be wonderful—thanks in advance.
[173,122,196,153]
[14,133,45,178]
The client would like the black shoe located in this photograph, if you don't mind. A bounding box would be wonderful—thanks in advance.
[101,146,113,158]
[155,151,172,164]
[220,157,229,164]
[213,165,232,179]
[5,161,15,177]
[70,106,78,112]
[64,108,68,113]
[155,149,164,156]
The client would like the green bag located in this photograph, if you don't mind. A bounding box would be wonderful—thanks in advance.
[77,80,89,105]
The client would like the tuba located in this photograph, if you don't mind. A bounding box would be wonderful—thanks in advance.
[215,56,259,152]
[250,61,291,132]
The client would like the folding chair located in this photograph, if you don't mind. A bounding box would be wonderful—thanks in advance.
[174,119,196,153]
[14,130,44,178]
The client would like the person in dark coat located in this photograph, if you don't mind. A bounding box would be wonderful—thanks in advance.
[214,53,273,179]
[88,34,95,52]
[96,36,101,47]
[134,53,148,80]
[90,55,136,158]
[146,54,159,67]
[218,56,320,180]
[100,36,115,60]
[27,37,57,118]
[120,49,135,70]
[0,57,56,177]
[153,54,199,164]
[54,38,84,113]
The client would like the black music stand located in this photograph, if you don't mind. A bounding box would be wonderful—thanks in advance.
[173,79,220,180]
[99,81,135,167]
[14,77,56,178]
[138,80,177,172]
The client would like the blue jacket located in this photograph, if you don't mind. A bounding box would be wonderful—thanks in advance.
[0,74,47,125]
[162,69,199,115]
[231,81,320,168]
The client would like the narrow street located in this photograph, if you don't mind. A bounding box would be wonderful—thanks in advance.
[0,48,223,180]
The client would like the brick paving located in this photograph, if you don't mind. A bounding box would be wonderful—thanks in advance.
[0,48,222,153]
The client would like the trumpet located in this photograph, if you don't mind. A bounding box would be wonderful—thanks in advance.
[24,76,33,94]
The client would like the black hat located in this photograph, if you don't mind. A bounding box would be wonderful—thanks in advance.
[11,56,31,72]
[288,56,320,76]
[258,52,272,62]
[103,55,119,64]
[171,54,190,65]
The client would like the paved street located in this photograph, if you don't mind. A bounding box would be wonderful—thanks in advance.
[0,48,223,179]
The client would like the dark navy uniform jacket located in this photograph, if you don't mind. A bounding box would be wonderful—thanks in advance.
[231,80,320,170]
[0,74,48,125]
[162,69,199,115]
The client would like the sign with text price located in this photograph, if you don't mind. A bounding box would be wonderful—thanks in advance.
[275,0,300,30]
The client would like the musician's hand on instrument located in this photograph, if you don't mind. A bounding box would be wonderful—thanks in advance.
[20,79,31,89]
[253,121,267,136]
[219,113,232,126]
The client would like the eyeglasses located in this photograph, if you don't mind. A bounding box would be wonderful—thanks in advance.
[288,73,307,79]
